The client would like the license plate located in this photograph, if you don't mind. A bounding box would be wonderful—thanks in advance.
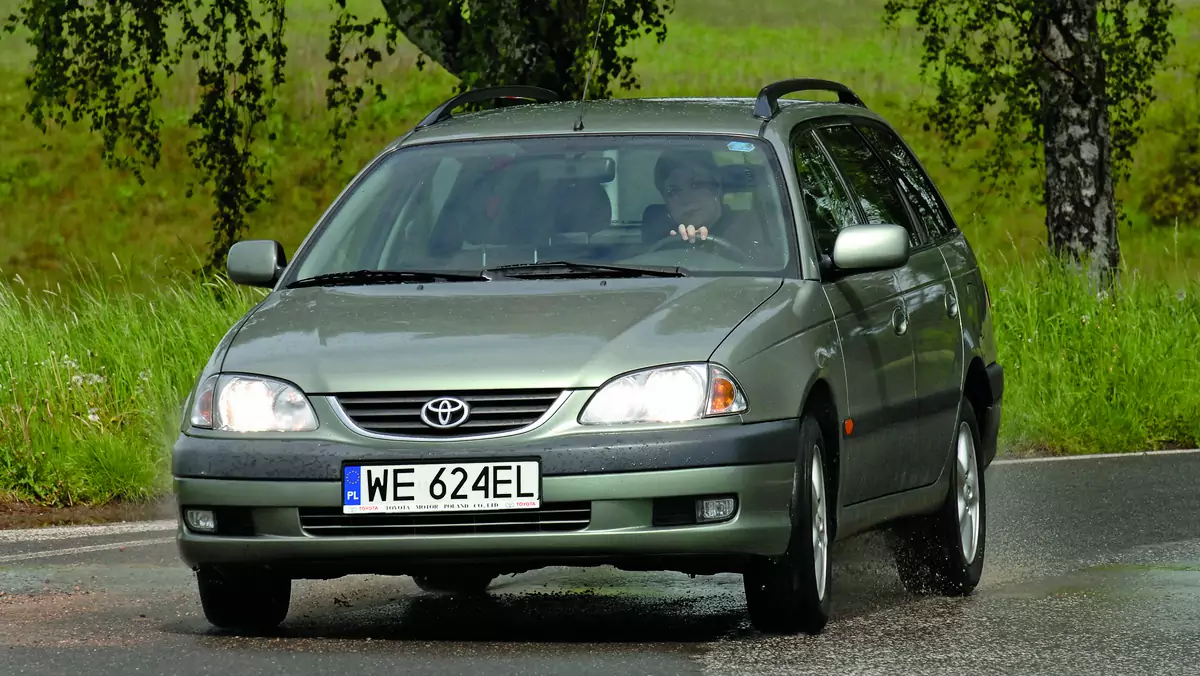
[342,461,541,514]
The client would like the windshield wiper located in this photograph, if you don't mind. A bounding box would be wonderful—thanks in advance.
[486,261,688,279]
[286,268,491,289]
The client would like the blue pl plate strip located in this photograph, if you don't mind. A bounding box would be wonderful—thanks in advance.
[343,466,361,505]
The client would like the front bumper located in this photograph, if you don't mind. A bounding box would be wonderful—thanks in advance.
[171,418,800,480]
[174,462,796,578]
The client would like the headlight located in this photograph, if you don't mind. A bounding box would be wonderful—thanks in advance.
[188,374,318,432]
[579,363,748,425]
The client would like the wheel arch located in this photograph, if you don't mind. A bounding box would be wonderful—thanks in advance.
[962,356,1001,468]
[800,376,840,538]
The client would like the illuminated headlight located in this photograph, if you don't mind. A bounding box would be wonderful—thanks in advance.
[579,363,748,425]
[188,374,318,432]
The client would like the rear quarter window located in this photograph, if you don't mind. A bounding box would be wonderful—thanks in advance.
[814,124,923,249]
[856,122,958,241]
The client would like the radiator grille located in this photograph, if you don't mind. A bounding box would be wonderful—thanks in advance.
[334,389,562,438]
[299,502,591,536]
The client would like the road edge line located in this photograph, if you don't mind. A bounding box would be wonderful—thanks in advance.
[0,519,178,543]
[992,448,1200,465]
[0,536,175,564]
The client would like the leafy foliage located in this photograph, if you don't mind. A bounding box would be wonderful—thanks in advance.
[3,0,288,274]
[380,0,672,100]
[324,1,402,163]
[1,0,672,275]
[1143,103,1200,227]
[882,0,1176,197]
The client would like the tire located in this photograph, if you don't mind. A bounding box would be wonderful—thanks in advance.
[743,413,832,635]
[196,566,291,632]
[890,396,986,596]
[412,570,497,595]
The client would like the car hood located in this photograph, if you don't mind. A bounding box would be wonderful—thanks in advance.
[220,276,784,393]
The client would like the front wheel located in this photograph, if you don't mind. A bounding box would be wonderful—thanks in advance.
[743,413,832,634]
[412,570,497,595]
[196,566,291,633]
[891,397,986,596]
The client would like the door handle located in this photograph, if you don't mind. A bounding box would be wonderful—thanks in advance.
[891,305,908,336]
[945,289,959,318]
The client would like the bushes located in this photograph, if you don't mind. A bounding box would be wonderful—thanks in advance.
[1143,118,1200,230]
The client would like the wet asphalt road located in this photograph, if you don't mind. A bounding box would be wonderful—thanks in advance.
[2,452,1200,676]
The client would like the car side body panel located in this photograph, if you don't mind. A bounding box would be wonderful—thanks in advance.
[941,233,1003,467]
[708,280,840,424]
[820,269,917,505]
[895,244,959,491]
[706,278,853,536]
[761,106,974,535]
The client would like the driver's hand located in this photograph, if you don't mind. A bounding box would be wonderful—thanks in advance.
[669,224,708,243]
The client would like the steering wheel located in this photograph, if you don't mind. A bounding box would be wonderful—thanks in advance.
[645,232,755,264]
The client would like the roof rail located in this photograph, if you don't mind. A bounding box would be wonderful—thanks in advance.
[415,85,560,129]
[753,78,866,119]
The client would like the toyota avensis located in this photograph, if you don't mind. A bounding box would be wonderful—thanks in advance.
[172,79,1004,635]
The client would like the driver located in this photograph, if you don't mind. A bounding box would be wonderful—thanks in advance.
[653,149,763,253]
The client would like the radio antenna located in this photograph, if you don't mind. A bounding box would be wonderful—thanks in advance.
[574,0,610,132]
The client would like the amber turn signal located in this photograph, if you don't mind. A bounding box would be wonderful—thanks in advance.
[710,376,736,413]
[704,365,747,416]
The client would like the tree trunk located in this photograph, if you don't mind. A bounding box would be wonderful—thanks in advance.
[1037,0,1120,285]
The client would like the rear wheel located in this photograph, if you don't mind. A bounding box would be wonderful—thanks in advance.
[743,413,832,634]
[196,566,290,632]
[891,397,986,595]
[412,570,497,595]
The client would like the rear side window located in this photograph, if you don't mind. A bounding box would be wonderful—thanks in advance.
[814,125,922,248]
[857,123,957,241]
[790,129,857,259]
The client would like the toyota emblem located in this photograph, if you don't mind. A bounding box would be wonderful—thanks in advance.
[420,396,471,429]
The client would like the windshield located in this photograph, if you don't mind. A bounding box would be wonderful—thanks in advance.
[286,134,798,281]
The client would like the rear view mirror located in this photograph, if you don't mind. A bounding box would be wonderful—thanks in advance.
[227,239,287,288]
[830,224,910,272]
[559,156,616,183]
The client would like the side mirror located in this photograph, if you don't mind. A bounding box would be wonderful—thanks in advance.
[227,239,287,288]
[829,224,910,273]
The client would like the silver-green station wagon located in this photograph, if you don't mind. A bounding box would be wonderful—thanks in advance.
[173,79,1004,636]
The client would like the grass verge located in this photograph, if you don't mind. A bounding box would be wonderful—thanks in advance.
[985,250,1200,456]
[0,260,260,506]
[2,254,1199,506]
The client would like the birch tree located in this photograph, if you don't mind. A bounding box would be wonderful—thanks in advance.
[884,0,1176,283]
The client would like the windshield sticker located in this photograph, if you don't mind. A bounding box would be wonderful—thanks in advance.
[727,141,755,152]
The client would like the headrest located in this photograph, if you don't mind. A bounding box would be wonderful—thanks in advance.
[549,179,612,236]
[490,170,551,245]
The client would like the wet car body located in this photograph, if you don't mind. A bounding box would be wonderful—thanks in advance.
[172,80,1004,635]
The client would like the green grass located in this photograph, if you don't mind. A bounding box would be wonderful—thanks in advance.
[985,247,1200,455]
[2,0,1200,505]
[0,261,262,505]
